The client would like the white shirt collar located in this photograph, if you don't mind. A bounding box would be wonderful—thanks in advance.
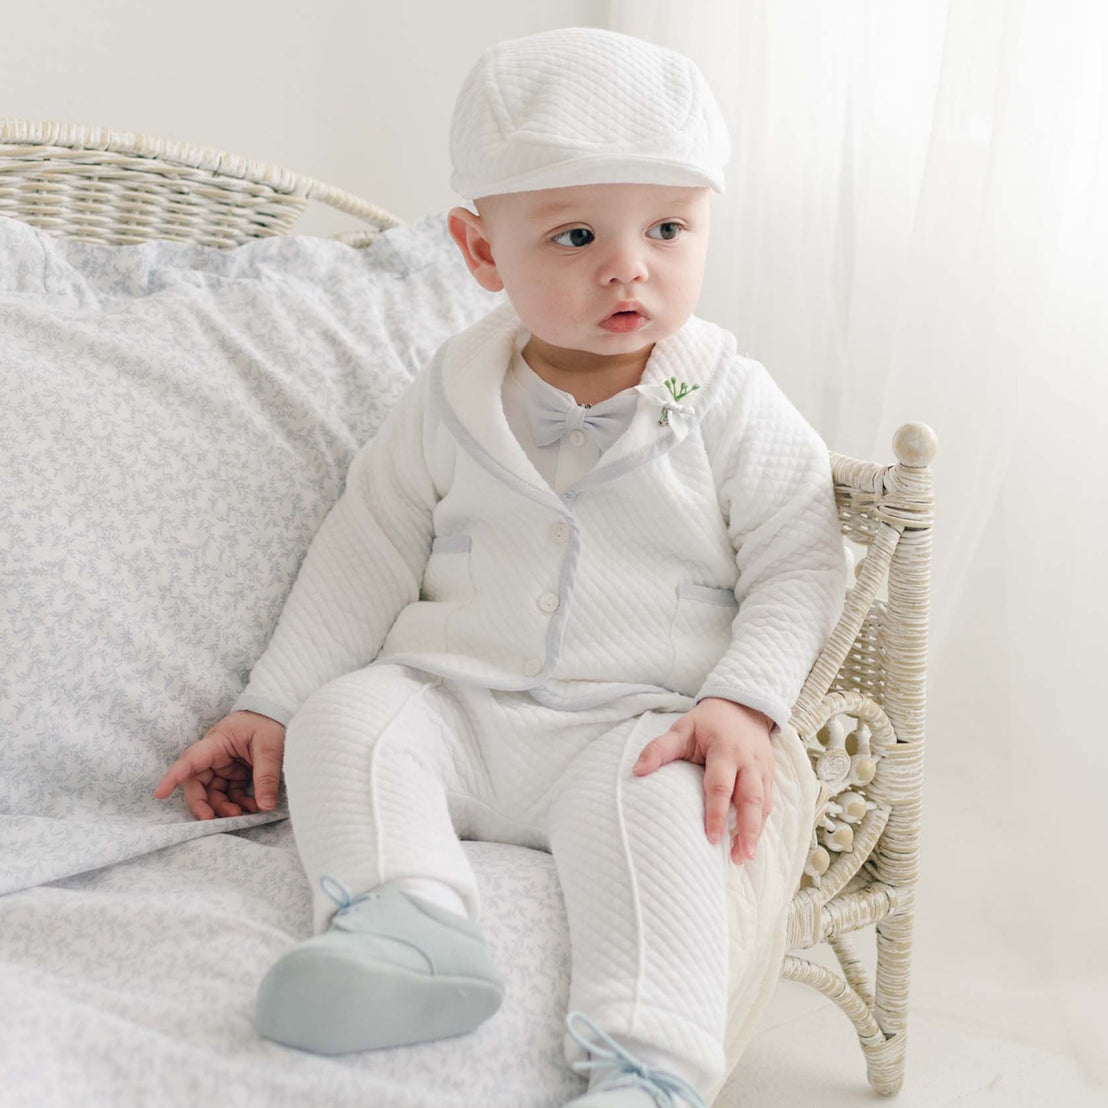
[506,332,641,414]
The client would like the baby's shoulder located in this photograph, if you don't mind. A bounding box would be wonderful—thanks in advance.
[688,331,775,424]
[689,324,821,462]
[680,315,769,392]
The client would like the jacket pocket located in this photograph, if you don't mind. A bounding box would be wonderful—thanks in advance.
[665,582,740,694]
[420,534,474,603]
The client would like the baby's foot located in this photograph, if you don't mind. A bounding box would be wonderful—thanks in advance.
[255,877,503,1054]
[563,1011,709,1108]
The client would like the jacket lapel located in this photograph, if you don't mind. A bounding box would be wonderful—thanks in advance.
[434,301,551,494]
[587,313,734,477]
[434,300,735,494]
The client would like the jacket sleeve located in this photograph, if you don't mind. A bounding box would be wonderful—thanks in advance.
[696,357,848,737]
[231,363,439,725]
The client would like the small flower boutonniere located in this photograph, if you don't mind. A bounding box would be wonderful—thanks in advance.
[658,377,700,425]
[632,377,702,430]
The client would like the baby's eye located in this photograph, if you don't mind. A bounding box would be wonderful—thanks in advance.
[647,221,684,241]
[551,227,594,248]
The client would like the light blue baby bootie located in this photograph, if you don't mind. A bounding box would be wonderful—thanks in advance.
[255,875,504,1054]
[562,1011,709,1108]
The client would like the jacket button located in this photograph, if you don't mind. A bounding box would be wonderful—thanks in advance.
[523,658,542,676]
[549,522,569,544]
[569,429,587,447]
[538,592,560,613]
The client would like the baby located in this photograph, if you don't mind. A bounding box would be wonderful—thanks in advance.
[155,27,846,1108]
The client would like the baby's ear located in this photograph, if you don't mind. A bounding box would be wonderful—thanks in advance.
[447,207,504,293]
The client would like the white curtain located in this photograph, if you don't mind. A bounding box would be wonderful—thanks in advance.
[609,0,1108,1083]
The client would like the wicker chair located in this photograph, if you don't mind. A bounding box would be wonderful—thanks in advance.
[0,118,935,1099]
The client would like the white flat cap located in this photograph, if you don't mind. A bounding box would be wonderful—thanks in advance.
[450,26,730,203]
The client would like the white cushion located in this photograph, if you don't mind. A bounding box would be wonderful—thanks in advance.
[0,212,501,886]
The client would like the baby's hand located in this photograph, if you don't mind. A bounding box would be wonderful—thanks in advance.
[633,698,774,865]
[153,710,286,820]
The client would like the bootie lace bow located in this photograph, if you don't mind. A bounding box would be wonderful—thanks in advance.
[565,1010,708,1108]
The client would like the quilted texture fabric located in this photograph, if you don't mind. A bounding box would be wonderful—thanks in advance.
[285,666,733,1088]
[449,26,730,202]
[235,300,847,737]
[275,661,820,1103]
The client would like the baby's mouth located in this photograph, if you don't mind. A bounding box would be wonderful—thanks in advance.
[601,300,649,319]
[599,308,649,333]
[601,303,648,322]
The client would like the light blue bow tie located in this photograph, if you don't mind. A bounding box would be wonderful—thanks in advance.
[527,390,639,454]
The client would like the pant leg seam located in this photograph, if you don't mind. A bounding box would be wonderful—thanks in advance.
[367,673,444,885]
[614,728,647,1032]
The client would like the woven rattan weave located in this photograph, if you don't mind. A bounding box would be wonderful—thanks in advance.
[0,119,402,248]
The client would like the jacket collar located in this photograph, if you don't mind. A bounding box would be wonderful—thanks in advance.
[433,300,734,496]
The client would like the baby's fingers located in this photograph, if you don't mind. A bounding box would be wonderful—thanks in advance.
[153,759,188,800]
[182,777,217,821]
[731,772,773,863]
[201,774,241,818]
[210,796,244,818]
[228,783,259,814]
[703,750,740,846]
[153,737,219,800]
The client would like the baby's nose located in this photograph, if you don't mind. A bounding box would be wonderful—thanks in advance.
[600,244,648,285]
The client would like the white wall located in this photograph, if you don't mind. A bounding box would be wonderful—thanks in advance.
[1,0,610,238]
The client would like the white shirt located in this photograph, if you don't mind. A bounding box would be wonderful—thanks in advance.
[501,332,640,495]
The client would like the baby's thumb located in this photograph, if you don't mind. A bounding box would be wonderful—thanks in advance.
[252,734,285,811]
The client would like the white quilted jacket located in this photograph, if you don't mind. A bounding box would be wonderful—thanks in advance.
[234,301,847,733]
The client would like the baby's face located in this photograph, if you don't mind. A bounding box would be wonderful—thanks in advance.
[449,183,711,360]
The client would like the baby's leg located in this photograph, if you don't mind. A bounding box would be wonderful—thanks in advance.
[257,662,502,1054]
[545,710,730,1100]
[282,662,479,933]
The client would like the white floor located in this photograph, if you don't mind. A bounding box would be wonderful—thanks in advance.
[715,937,1105,1108]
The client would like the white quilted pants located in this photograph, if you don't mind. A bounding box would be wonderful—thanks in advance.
[283,661,816,1097]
